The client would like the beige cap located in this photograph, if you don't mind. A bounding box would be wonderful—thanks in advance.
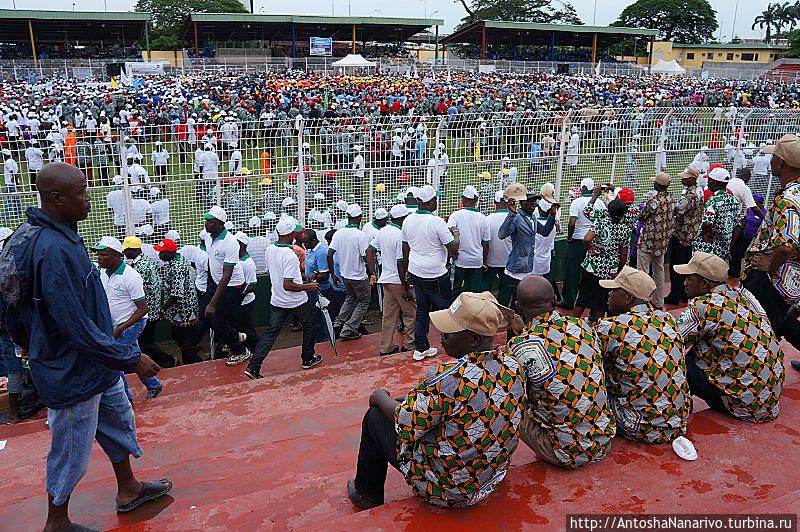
[504,183,528,201]
[539,182,557,203]
[430,292,512,337]
[764,134,800,168]
[653,172,671,186]
[673,252,728,282]
[679,166,701,179]
[599,266,657,300]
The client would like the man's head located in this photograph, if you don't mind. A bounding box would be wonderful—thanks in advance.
[275,216,298,244]
[235,232,249,254]
[415,185,438,212]
[653,172,670,192]
[301,228,319,249]
[390,203,409,227]
[580,177,595,195]
[154,237,178,261]
[461,185,479,208]
[37,162,91,223]
[516,275,556,323]
[122,236,142,260]
[675,252,728,298]
[430,292,510,358]
[373,208,389,228]
[736,167,752,184]
[91,236,123,270]
[679,166,700,188]
[707,166,730,192]
[599,266,656,315]
[766,134,800,186]
[494,189,508,210]
[346,203,363,226]
[203,205,227,237]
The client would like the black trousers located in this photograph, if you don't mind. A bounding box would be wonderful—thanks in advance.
[171,324,201,365]
[728,233,750,278]
[249,302,316,370]
[742,269,800,351]
[354,406,401,503]
[233,301,259,352]
[685,351,730,416]
[667,237,691,302]
[205,281,247,357]
[138,319,175,368]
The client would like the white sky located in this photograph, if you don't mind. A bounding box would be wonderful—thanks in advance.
[10,0,767,40]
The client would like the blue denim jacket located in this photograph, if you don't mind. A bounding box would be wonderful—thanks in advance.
[5,208,139,409]
[498,209,556,274]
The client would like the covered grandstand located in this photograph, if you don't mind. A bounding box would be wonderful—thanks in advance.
[179,13,444,61]
[441,20,659,69]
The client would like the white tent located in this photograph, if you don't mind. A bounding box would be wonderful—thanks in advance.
[651,59,686,76]
[331,54,376,68]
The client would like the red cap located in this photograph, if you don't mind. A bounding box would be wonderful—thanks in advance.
[153,238,178,252]
[617,188,635,205]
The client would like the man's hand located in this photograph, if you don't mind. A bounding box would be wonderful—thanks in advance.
[331,274,342,288]
[369,388,391,407]
[752,252,775,273]
[482,263,489,272]
[507,198,517,213]
[113,326,122,339]
[511,314,525,336]
[370,274,377,286]
[403,286,415,301]
[133,354,160,379]
[306,283,320,292]
[550,203,560,216]
[204,303,216,319]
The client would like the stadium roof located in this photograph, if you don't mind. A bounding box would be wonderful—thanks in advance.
[441,20,659,49]
[181,13,444,44]
[0,9,150,43]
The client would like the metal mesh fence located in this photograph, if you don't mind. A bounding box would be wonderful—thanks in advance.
[0,107,783,250]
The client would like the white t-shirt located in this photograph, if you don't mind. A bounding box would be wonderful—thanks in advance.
[486,210,512,268]
[201,151,220,179]
[152,149,169,166]
[151,198,170,226]
[401,210,454,279]
[100,263,148,326]
[179,245,209,292]
[265,242,308,307]
[447,208,490,269]
[726,177,756,209]
[329,225,368,281]
[370,223,403,284]
[569,195,605,240]
[4,159,18,186]
[106,189,126,226]
[752,153,771,175]
[25,147,44,171]
[131,198,151,225]
[240,255,257,306]
[203,230,245,286]
[248,236,270,274]
[533,216,556,275]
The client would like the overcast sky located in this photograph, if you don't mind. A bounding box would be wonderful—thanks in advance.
[11,0,767,40]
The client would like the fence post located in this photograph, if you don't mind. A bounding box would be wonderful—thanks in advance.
[368,168,374,220]
[119,129,135,237]
[297,126,306,224]
[554,109,573,202]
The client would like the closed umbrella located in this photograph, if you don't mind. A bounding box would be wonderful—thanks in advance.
[317,293,338,356]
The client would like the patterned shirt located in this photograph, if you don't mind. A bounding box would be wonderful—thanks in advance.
[507,311,616,468]
[582,204,636,280]
[677,284,784,423]
[745,178,800,305]
[673,187,703,246]
[130,254,163,320]
[395,347,525,508]
[637,191,675,256]
[161,254,198,327]
[596,304,691,444]
[693,190,741,260]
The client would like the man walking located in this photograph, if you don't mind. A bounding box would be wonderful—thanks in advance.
[155,238,201,365]
[694,167,741,261]
[328,204,370,341]
[561,178,604,309]
[665,166,702,305]
[636,172,675,309]
[1,163,170,531]
[447,185,490,295]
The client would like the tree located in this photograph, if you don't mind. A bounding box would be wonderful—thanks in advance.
[612,0,718,44]
[753,3,782,43]
[457,0,582,28]
[787,28,800,57]
[135,0,248,50]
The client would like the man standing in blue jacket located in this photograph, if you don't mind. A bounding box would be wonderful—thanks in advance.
[3,163,172,532]
[498,183,558,313]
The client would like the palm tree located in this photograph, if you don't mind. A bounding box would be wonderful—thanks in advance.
[754,3,780,42]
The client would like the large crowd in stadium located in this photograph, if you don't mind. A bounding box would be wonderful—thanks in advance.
[1,3,800,530]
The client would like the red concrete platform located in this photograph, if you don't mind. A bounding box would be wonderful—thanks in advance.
[1,323,799,531]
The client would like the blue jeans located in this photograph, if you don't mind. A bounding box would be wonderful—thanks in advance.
[116,318,161,396]
[409,273,452,352]
[46,377,143,505]
[0,333,22,394]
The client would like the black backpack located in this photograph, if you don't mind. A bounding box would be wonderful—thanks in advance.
[0,222,42,308]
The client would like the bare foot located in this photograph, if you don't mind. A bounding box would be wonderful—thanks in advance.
[115,481,144,507]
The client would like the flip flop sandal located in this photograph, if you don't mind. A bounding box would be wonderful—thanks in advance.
[116,479,173,513]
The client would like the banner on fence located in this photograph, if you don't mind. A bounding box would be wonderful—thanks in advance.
[125,61,165,76]
[309,37,333,57]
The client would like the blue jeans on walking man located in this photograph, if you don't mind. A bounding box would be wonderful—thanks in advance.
[409,273,452,352]
[116,318,160,400]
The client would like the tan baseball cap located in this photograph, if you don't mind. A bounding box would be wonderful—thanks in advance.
[539,182,557,203]
[679,166,701,179]
[673,252,728,282]
[653,172,671,186]
[599,266,657,300]
[764,134,800,168]
[504,183,528,201]
[430,292,512,337]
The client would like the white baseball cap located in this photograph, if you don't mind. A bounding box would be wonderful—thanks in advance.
[263,211,277,221]
[580,177,595,190]
[414,185,437,203]
[709,167,731,183]
[91,236,123,254]
[390,204,409,218]
[281,197,297,208]
[374,207,388,220]
[336,199,349,212]
[164,229,180,242]
[276,216,297,236]
[346,203,363,218]
[313,192,326,200]
[248,216,262,228]
[462,185,479,199]
[203,205,227,222]
[149,187,161,197]
[112,175,124,185]
[234,231,250,246]
[494,190,505,203]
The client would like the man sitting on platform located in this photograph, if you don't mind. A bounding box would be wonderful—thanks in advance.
[348,292,525,510]
[676,252,784,423]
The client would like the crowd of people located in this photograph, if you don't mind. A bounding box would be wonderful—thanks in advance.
[1,68,799,530]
